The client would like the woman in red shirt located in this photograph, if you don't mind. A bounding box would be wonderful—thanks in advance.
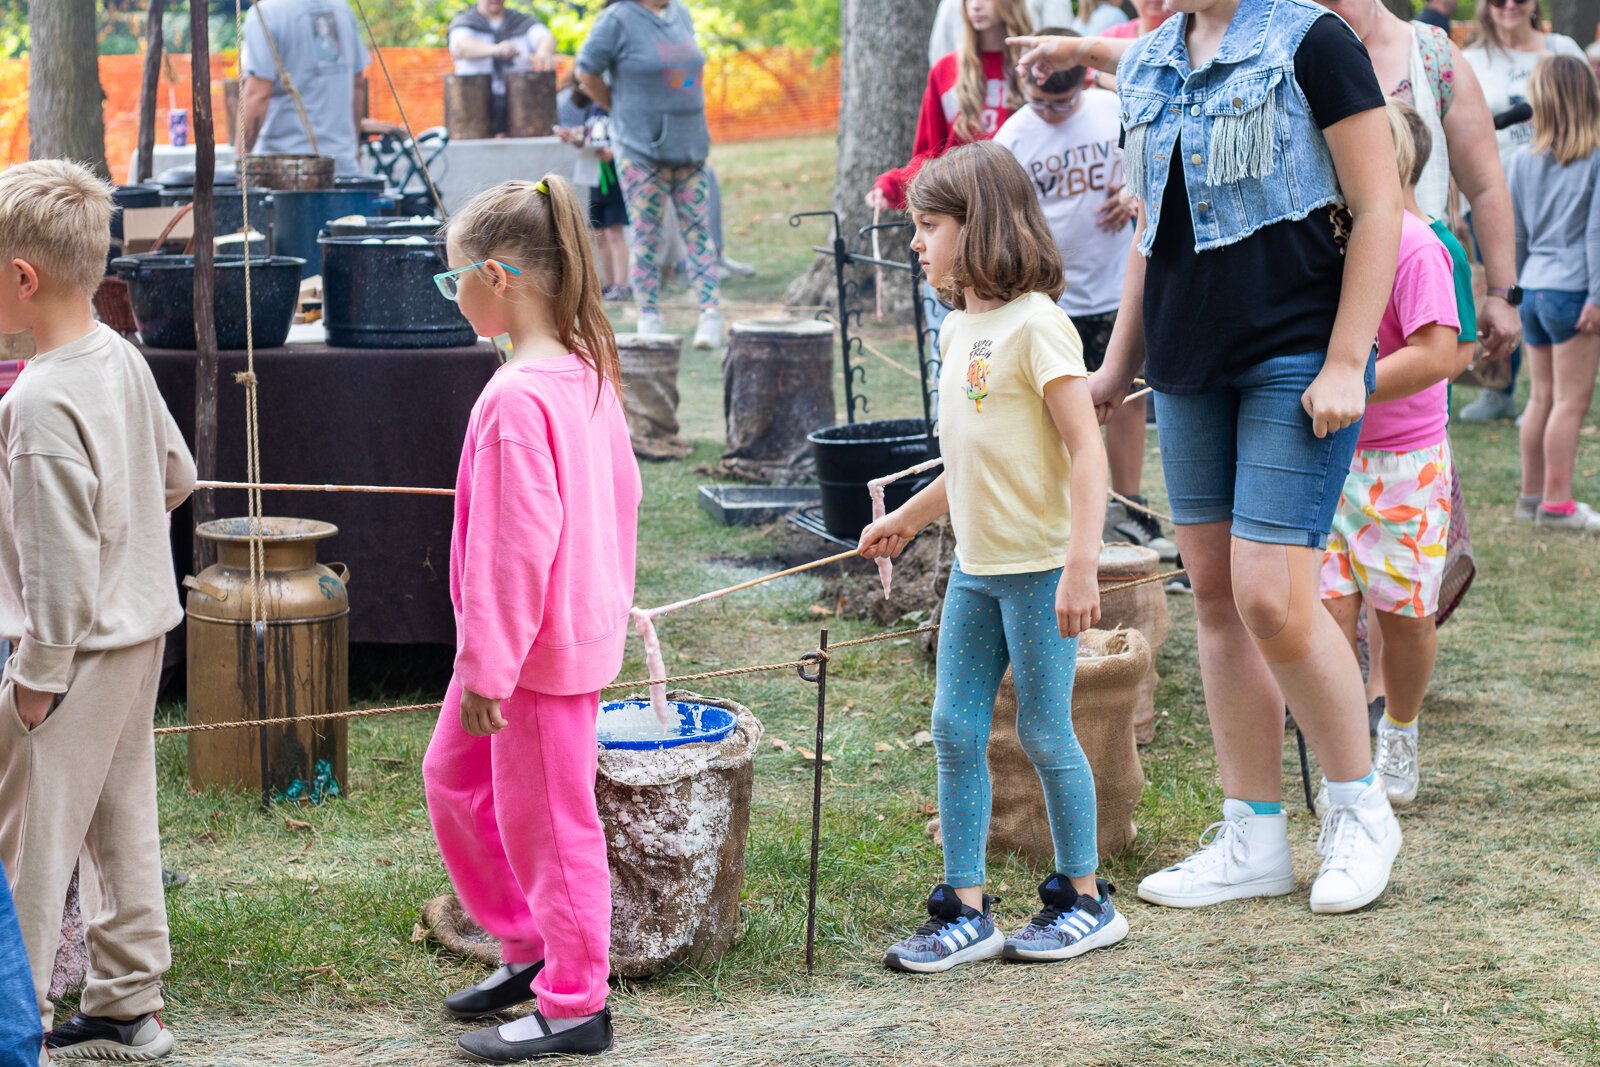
[866,0,1036,211]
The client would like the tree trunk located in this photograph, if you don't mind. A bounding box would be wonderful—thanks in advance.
[192,0,220,574]
[1548,0,1599,40]
[136,0,166,185]
[28,0,109,180]
[784,0,933,309]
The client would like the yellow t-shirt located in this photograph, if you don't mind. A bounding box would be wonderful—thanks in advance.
[937,291,1087,575]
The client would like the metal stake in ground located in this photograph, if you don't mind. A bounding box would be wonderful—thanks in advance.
[256,621,271,813]
[798,628,830,975]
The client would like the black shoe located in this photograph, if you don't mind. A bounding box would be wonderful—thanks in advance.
[1367,696,1387,737]
[445,962,545,1020]
[46,1011,175,1060]
[457,1009,614,1062]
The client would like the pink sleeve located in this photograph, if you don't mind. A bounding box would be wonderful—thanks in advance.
[1396,238,1460,341]
[453,435,564,700]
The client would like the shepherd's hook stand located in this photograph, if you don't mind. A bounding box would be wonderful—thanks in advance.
[797,628,829,976]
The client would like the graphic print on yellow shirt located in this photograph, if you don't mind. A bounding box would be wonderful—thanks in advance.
[937,291,1088,575]
[965,339,993,412]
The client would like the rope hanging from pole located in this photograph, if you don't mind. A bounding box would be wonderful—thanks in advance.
[348,0,449,219]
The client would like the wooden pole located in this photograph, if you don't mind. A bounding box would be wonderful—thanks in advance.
[135,0,165,184]
[191,0,219,574]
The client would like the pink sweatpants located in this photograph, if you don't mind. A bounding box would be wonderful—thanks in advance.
[423,679,611,1018]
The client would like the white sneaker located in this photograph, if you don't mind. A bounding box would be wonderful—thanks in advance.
[1534,501,1600,531]
[1137,799,1296,908]
[715,253,756,279]
[1309,777,1402,914]
[693,308,725,350]
[1514,495,1540,522]
[636,309,666,336]
[1374,720,1420,806]
[1458,388,1518,423]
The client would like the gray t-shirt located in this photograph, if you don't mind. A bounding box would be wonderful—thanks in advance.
[576,0,710,167]
[1508,146,1600,305]
[242,0,370,176]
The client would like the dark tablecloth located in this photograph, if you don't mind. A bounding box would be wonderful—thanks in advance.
[143,341,499,647]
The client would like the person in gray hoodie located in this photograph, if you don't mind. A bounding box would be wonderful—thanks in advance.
[576,0,725,349]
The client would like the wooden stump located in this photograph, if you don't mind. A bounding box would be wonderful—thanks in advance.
[618,332,691,461]
[444,74,494,141]
[1099,543,1170,745]
[719,318,835,483]
[506,71,557,138]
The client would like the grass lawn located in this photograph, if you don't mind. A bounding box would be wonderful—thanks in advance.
[133,135,1599,1065]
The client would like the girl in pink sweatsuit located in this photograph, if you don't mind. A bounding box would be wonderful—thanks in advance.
[422,175,641,1064]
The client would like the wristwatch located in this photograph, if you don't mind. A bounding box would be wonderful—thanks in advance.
[1487,285,1524,306]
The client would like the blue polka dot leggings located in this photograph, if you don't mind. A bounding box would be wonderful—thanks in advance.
[934,561,1098,887]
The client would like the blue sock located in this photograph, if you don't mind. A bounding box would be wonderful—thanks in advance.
[1241,799,1283,816]
[1325,769,1376,807]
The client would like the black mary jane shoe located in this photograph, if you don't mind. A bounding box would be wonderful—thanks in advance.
[444,962,545,1020]
[457,1009,614,1062]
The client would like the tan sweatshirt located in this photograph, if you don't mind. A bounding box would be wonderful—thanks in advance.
[0,324,195,692]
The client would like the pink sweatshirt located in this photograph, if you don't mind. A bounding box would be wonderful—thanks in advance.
[450,353,642,699]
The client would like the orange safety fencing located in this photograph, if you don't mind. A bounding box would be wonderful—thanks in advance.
[0,47,840,179]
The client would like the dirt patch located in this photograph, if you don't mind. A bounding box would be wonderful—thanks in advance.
[801,518,953,630]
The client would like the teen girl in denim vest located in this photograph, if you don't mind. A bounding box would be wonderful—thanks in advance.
[1018,0,1408,916]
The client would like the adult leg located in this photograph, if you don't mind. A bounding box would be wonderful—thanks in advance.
[1519,342,1554,500]
[77,640,172,1023]
[489,689,611,1021]
[602,226,630,293]
[666,166,721,312]
[929,566,1010,909]
[616,158,669,315]
[1540,332,1600,505]
[1106,396,1146,500]
[422,678,545,965]
[997,570,1097,895]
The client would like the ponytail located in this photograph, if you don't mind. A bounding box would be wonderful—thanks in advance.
[446,175,621,403]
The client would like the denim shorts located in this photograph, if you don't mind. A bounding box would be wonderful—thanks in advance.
[1154,350,1376,548]
[1520,289,1587,347]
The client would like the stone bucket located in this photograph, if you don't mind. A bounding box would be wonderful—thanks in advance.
[423,690,762,979]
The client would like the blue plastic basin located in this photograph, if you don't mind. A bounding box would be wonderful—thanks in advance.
[597,700,737,750]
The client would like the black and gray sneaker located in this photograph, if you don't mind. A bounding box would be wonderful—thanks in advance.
[1003,875,1129,962]
[1112,496,1179,561]
[46,1012,174,1061]
[882,883,1003,974]
[445,961,545,1020]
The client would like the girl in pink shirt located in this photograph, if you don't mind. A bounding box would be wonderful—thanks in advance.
[422,176,641,1063]
[1320,102,1469,811]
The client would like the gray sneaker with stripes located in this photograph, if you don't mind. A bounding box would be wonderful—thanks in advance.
[1003,875,1129,962]
[882,884,1003,973]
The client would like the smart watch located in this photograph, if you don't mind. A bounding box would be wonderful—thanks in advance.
[1487,285,1524,306]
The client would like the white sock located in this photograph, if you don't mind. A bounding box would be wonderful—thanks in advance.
[498,1011,598,1041]
[1325,770,1376,807]
[474,962,535,993]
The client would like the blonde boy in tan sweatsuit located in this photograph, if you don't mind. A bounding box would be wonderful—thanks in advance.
[0,160,195,1061]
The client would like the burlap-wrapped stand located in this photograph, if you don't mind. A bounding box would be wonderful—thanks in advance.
[1098,543,1169,745]
[618,332,692,461]
[719,319,835,482]
[423,691,762,980]
[929,629,1150,862]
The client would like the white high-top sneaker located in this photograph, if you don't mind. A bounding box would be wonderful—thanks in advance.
[1309,776,1402,914]
[1137,799,1296,908]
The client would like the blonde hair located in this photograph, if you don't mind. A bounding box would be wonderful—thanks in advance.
[445,175,620,397]
[954,0,1033,141]
[0,160,113,297]
[906,140,1064,311]
[1385,99,1433,189]
[1472,0,1542,57]
[1529,54,1600,165]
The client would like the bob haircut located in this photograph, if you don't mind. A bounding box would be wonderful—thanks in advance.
[905,140,1065,312]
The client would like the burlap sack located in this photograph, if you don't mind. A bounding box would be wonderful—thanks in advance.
[1098,544,1169,745]
[986,628,1150,863]
[423,691,762,980]
[618,333,692,461]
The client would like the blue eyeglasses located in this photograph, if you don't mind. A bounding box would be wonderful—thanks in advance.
[434,259,523,300]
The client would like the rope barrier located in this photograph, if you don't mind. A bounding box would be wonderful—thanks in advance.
[1110,488,1176,525]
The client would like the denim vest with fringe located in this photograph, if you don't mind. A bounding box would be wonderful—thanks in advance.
[1115,0,1345,255]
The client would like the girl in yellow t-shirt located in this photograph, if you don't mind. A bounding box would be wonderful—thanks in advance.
[860,139,1120,974]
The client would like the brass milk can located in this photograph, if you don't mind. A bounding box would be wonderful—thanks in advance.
[185,518,350,796]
